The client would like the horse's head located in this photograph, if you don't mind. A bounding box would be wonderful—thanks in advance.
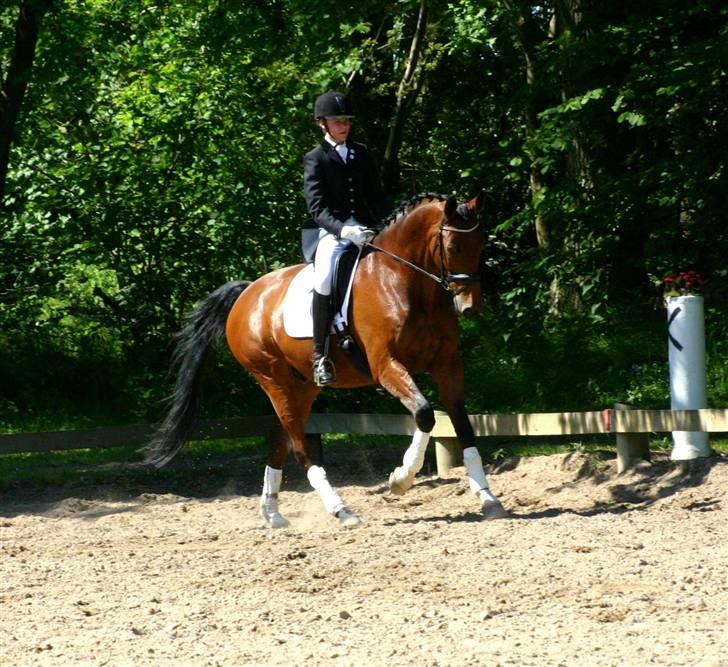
[372,191,486,317]
[439,191,485,317]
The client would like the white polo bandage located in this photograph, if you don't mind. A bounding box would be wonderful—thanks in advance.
[262,465,283,496]
[307,465,345,515]
[260,466,288,527]
[391,428,430,484]
[462,446,497,503]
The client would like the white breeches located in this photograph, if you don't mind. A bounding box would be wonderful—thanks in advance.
[313,219,357,295]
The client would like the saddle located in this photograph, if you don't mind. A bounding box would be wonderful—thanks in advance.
[283,245,361,338]
[283,246,371,378]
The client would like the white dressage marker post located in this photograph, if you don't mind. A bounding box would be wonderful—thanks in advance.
[666,295,711,460]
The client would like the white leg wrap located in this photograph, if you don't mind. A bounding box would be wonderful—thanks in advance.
[389,429,430,494]
[463,446,497,504]
[260,466,288,528]
[397,429,430,477]
[262,465,282,495]
[307,465,345,515]
[402,429,430,473]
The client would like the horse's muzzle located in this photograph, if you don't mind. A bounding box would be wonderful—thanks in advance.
[454,291,480,317]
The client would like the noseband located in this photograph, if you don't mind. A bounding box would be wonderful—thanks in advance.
[365,205,481,296]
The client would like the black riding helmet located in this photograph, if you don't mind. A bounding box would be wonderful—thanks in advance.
[314,91,355,119]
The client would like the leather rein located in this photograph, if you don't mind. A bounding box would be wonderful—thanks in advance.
[364,213,481,295]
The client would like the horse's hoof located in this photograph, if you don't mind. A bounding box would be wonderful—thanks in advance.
[336,507,361,528]
[482,499,509,520]
[262,511,290,529]
[388,469,414,495]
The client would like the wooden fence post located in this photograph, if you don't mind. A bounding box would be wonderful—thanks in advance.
[614,403,651,473]
[435,437,461,477]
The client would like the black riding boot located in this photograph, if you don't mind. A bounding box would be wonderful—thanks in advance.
[312,290,336,387]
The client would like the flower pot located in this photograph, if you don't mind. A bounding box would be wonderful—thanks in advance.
[666,295,710,460]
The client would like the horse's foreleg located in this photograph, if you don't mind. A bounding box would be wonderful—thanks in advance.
[376,359,434,495]
[432,361,508,520]
[389,428,430,495]
[462,446,508,519]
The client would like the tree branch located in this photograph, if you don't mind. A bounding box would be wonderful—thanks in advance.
[381,0,429,192]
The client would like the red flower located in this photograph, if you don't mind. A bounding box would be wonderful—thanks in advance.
[663,270,704,296]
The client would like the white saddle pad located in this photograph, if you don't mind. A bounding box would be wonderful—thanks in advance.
[283,258,360,339]
[283,265,316,339]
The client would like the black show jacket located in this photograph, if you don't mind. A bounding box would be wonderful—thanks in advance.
[303,139,388,237]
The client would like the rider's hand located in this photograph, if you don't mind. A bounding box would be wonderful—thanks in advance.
[340,225,375,248]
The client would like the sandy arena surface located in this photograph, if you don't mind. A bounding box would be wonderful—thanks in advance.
[1,446,726,666]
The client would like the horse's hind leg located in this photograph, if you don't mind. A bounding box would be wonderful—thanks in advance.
[257,372,360,528]
[259,423,291,529]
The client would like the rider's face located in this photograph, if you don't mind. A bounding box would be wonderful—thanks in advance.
[321,117,352,144]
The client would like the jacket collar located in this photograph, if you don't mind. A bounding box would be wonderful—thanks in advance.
[321,138,352,163]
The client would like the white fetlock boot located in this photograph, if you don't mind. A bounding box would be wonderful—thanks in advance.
[389,429,430,495]
[463,447,508,519]
[260,466,289,529]
[308,465,361,528]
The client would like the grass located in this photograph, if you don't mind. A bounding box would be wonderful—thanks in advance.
[0,438,265,496]
[1,434,725,498]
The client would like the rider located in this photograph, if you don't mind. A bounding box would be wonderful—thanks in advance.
[304,90,388,387]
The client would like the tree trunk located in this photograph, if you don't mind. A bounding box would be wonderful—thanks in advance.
[554,0,593,192]
[381,0,429,193]
[503,0,551,248]
[0,1,52,203]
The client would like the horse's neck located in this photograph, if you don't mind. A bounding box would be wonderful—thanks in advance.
[378,208,439,268]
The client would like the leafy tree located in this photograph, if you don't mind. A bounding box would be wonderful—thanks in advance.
[1,0,727,428]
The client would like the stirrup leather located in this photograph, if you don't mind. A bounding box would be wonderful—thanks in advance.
[313,355,336,386]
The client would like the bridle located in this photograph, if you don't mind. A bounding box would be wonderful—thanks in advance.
[364,205,482,296]
[437,206,482,295]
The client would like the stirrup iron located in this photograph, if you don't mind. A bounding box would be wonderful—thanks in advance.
[313,355,336,386]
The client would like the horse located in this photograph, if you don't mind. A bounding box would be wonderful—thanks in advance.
[145,191,507,527]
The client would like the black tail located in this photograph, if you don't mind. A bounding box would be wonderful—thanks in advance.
[145,280,251,468]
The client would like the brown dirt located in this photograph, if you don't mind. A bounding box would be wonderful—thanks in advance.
[1,448,727,666]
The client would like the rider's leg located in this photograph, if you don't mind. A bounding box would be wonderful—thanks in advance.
[312,232,350,387]
[311,290,335,386]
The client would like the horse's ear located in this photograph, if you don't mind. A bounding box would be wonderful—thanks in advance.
[444,195,458,218]
[470,190,485,214]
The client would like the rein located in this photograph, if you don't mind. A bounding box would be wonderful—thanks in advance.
[365,213,481,295]
[364,241,447,288]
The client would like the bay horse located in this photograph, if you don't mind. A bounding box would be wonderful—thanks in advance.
[146,192,507,526]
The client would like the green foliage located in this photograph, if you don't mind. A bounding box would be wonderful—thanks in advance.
[1,1,728,429]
